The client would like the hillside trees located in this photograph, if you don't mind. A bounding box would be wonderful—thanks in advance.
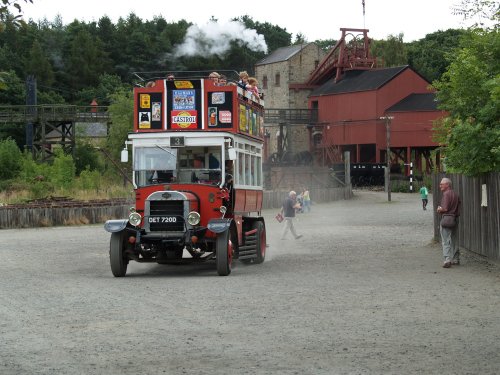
[65,24,112,91]
[371,33,407,67]
[0,13,294,104]
[407,29,467,82]
[1,8,469,107]
[26,38,54,86]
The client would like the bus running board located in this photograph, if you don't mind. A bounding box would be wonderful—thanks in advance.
[237,232,258,260]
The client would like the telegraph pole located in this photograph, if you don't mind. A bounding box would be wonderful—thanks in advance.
[380,116,394,202]
[25,75,37,154]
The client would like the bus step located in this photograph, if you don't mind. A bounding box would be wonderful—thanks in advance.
[238,254,257,260]
[244,228,258,236]
[238,249,257,256]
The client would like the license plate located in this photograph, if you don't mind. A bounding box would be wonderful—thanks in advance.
[148,216,178,223]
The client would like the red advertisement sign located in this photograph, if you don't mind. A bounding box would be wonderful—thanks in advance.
[171,110,198,129]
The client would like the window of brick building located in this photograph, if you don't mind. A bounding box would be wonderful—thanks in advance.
[262,75,268,89]
[275,73,280,87]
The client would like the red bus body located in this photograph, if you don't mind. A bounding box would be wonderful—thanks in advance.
[105,74,267,276]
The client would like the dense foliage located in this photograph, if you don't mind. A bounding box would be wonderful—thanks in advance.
[432,28,500,175]
[0,12,293,105]
[0,137,22,180]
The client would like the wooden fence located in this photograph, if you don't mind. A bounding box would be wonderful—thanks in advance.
[0,186,352,229]
[0,200,131,229]
[432,172,500,260]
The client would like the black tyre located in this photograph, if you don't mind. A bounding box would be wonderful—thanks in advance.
[216,230,233,276]
[110,232,128,277]
[253,221,266,264]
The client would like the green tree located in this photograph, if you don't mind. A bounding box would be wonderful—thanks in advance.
[0,137,22,180]
[371,33,408,67]
[314,39,337,53]
[0,44,21,74]
[65,25,111,90]
[74,139,101,175]
[0,69,24,104]
[25,39,55,86]
[0,22,27,76]
[75,73,128,106]
[293,33,307,45]
[107,89,134,159]
[0,0,32,29]
[432,29,500,175]
[50,149,75,189]
[37,89,66,104]
[452,0,500,27]
[407,29,467,82]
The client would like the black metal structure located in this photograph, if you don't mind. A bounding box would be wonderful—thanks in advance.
[0,105,110,161]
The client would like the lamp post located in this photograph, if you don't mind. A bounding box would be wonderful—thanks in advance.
[380,115,394,202]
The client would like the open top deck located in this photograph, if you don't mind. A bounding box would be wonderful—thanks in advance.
[133,73,264,141]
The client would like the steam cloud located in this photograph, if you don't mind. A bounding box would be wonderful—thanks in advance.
[174,21,268,57]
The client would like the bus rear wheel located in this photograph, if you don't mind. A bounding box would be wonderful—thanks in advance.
[254,221,266,264]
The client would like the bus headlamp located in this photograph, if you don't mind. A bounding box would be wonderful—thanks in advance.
[129,212,142,227]
[187,211,201,226]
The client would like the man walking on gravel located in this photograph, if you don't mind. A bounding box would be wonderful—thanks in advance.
[437,177,461,268]
[280,190,302,240]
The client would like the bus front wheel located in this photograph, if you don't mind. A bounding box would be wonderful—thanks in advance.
[216,230,233,276]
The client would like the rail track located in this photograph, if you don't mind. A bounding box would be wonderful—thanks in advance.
[0,197,131,210]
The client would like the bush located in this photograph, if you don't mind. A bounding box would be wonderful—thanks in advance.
[0,138,23,180]
[50,150,76,189]
[29,180,54,199]
[74,141,102,175]
[78,168,102,192]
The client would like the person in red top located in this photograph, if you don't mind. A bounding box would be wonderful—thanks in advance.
[246,77,260,99]
[437,177,461,268]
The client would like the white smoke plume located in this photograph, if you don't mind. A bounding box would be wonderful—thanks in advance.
[174,20,268,57]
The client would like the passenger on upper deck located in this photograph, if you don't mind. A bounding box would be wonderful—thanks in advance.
[218,74,227,86]
[246,77,260,99]
[208,72,220,85]
[237,71,249,89]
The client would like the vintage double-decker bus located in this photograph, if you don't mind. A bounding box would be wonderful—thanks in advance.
[104,71,266,276]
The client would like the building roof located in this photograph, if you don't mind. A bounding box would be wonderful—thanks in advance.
[386,93,440,112]
[310,65,412,96]
[255,44,312,66]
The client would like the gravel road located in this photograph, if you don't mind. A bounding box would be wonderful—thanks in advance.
[1,190,499,375]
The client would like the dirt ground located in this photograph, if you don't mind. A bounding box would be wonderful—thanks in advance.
[0,190,499,375]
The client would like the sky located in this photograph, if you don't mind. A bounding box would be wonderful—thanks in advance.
[20,0,471,43]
